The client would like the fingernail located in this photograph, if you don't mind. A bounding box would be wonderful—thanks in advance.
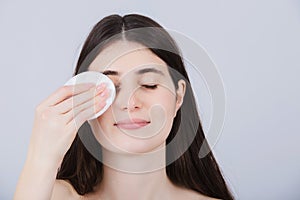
[100,89,107,97]
[96,83,106,91]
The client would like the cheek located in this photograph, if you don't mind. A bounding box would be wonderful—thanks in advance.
[154,90,177,117]
[95,89,176,124]
[91,106,115,144]
[96,107,114,127]
[90,89,177,153]
[145,91,176,138]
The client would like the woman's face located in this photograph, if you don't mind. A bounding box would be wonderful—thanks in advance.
[88,41,185,154]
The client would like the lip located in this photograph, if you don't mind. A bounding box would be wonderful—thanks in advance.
[114,118,150,130]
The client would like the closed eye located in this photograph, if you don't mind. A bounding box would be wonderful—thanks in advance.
[114,84,158,92]
[142,84,158,89]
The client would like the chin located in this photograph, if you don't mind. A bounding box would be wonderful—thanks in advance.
[97,132,165,154]
[94,121,169,154]
[113,139,163,154]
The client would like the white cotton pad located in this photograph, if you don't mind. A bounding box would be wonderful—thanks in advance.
[64,71,116,120]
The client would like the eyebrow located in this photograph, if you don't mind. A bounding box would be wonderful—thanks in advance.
[102,67,165,76]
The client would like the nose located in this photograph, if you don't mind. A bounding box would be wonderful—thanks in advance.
[115,87,142,112]
[124,98,140,111]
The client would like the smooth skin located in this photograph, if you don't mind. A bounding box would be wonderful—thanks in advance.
[14,41,220,200]
[13,83,110,200]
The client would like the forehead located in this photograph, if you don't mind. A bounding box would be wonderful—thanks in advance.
[88,40,169,76]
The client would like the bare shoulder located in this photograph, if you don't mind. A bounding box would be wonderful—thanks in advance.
[173,186,221,200]
[51,179,80,200]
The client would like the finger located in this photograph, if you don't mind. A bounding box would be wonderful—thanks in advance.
[42,83,95,107]
[65,89,109,124]
[54,83,107,114]
[65,99,107,133]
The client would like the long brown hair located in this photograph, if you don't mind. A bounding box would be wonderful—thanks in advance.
[57,14,234,200]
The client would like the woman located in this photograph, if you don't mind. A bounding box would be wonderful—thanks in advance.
[14,14,234,200]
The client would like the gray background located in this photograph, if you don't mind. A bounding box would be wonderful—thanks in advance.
[1,0,300,199]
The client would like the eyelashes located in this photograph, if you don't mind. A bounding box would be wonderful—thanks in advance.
[115,84,158,92]
[141,84,158,89]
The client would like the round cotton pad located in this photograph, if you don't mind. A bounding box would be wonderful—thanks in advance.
[64,71,116,120]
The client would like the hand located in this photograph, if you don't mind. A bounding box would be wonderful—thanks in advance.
[27,82,109,168]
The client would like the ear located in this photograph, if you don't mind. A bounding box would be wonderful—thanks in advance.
[174,79,186,118]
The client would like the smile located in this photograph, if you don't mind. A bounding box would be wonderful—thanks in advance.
[114,118,151,130]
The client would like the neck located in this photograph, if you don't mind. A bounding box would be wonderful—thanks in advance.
[99,165,171,200]
[95,146,174,200]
